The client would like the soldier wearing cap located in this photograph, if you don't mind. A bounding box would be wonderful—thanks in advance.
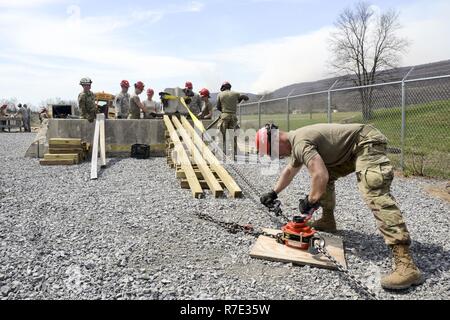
[128,81,147,119]
[114,80,131,119]
[143,88,162,119]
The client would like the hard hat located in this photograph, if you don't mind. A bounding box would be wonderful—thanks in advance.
[199,88,210,98]
[221,81,232,91]
[135,81,145,90]
[147,88,155,95]
[120,80,130,88]
[185,81,193,90]
[80,77,93,85]
[256,123,278,157]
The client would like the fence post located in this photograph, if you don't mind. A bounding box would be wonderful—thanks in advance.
[327,80,339,124]
[239,102,242,126]
[287,89,295,131]
[400,67,414,172]
[401,81,406,171]
[257,95,264,129]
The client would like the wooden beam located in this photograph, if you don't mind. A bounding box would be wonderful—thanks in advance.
[163,116,203,199]
[40,159,76,166]
[172,117,223,198]
[90,115,100,180]
[181,179,226,190]
[49,138,82,146]
[99,114,107,168]
[44,153,79,163]
[180,116,242,198]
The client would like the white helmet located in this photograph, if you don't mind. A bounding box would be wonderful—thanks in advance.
[80,77,93,85]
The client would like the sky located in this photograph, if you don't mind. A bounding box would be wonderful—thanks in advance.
[1,0,449,108]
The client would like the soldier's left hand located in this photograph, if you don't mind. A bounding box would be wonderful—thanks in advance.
[299,195,320,216]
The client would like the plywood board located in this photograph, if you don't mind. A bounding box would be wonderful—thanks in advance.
[250,229,347,270]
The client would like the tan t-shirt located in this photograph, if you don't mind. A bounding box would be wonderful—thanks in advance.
[129,93,142,119]
[288,123,364,168]
[216,90,241,114]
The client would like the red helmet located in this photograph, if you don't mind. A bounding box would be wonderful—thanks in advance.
[221,81,232,91]
[147,88,155,96]
[199,88,210,98]
[256,124,278,157]
[185,81,193,90]
[120,80,130,88]
[1,104,7,109]
[135,81,145,90]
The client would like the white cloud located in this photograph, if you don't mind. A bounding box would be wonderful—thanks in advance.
[0,0,63,7]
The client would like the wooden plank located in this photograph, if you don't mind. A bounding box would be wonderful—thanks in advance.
[44,154,79,163]
[40,159,76,166]
[180,116,242,198]
[172,117,223,198]
[163,116,203,198]
[99,114,107,168]
[181,179,225,190]
[250,229,347,270]
[49,138,82,146]
[90,115,100,180]
[176,169,218,179]
[49,148,84,154]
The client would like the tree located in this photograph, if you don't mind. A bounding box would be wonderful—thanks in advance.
[329,1,409,120]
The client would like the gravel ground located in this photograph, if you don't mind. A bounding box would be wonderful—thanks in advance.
[0,133,449,300]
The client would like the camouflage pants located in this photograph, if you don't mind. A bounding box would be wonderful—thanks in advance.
[218,113,238,156]
[217,113,238,136]
[320,126,411,246]
[81,108,97,123]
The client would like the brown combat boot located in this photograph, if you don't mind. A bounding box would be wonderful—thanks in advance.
[309,213,337,233]
[381,244,424,290]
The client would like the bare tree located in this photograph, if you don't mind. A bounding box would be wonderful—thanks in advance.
[329,1,409,120]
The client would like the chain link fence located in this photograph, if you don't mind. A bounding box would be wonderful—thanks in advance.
[239,74,450,179]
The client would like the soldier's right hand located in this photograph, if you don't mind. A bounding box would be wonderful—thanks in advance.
[260,190,278,208]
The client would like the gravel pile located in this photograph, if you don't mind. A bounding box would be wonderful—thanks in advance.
[0,133,449,300]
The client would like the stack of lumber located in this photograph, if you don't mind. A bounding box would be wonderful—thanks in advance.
[40,138,90,166]
[164,115,242,199]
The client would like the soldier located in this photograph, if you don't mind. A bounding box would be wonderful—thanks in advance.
[114,80,131,119]
[183,81,202,115]
[197,88,213,120]
[14,104,26,131]
[78,77,97,122]
[39,107,49,124]
[143,88,162,119]
[258,123,423,291]
[23,104,31,132]
[128,81,147,119]
[216,81,249,154]
[1,104,8,132]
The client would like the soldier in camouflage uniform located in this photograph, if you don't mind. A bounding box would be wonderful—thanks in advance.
[128,81,147,119]
[78,77,97,122]
[114,80,131,119]
[259,123,423,291]
[216,82,249,155]
[183,81,202,115]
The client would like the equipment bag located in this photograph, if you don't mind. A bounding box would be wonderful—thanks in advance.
[131,144,150,159]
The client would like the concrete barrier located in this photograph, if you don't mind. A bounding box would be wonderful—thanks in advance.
[26,118,214,158]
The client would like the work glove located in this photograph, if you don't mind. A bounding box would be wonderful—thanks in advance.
[260,190,278,208]
[299,195,320,216]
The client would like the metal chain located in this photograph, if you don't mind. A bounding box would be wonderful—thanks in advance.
[312,238,379,300]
